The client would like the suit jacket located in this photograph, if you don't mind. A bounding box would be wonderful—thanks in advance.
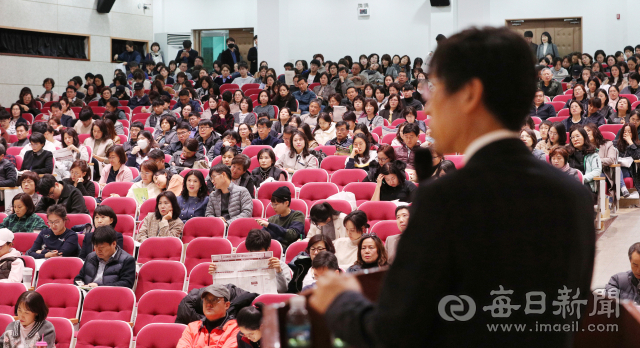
[220,49,242,72]
[529,42,538,55]
[325,138,595,348]
[247,47,258,74]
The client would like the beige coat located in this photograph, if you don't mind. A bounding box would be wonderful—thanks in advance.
[304,213,347,241]
[135,213,184,242]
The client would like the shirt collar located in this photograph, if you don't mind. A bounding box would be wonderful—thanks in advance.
[463,129,520,164]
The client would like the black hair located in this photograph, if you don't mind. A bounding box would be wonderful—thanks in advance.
[257,117,271,128]
[312,251,339,271]
[210,163,232,180]
[429,27,536,131]
[182,170,208,200]
[46,204,67,221]
[92,225,118,245]
[222,130,241,143]
[343,210,369,232]
[380,161,407,186]
[15,291,48,322]
[36,174,57,196]
[176,122,191,132]
[236,302,264,330]
[28,132,45,145]
[402,123,420,136]
[12,192,35,216]
[245,229,271,252]
[93,204,118,228]
[155,191,181,220]
[309,202,341,225]
[305,234,335,254]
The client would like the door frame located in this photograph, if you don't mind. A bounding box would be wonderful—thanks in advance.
[504,17,583,52]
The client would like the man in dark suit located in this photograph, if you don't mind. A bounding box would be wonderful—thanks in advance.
[219,37,241,73]
[310,27,595,348]
[525,30,538,56]
[247,35,258,75]
[174,40,199,69]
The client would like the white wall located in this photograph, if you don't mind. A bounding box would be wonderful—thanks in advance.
[152,0,257,34]
[0,0,154,106]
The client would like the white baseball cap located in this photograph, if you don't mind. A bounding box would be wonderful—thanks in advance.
[0,228,14,245]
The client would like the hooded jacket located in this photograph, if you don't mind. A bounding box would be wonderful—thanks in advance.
[0,249,24,283]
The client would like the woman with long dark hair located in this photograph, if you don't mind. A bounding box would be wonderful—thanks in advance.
[616,122,640,196]
[16,87,40,116]
[568,125,602,193]
[346,234,388,273]
[178,170,209,221]
[371,161,417,202]
[136,190,184,242]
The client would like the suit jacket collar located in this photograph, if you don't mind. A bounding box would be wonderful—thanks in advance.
[463,129,520,164]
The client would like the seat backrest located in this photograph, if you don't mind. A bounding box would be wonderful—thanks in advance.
[12,233,38,254]
[101,197,137,219]
[80,286,135,327]
[444,155,465,170]
[370,220,401,243]
[84,196,97,216]
[257,182,296,206]
[291,168,329,187]
[236,240,283,260]
[36,257,84,287]
[114,214,136,237]
[182,217,226,243]
[242,145,271,158]
[21,255,35,287]
[343,182,377,205]
[135,323,187,348]
[47,317,75,348]
[285,241,308,264]
[0,313,12,333]
[313,145,337,156]
[299,182,340,204]
[0,283,27,315]
[122,235,135,255]
[187,262,213,291]
[548,101,565,112]
[75,320,132,348]
[252,199,264,218]
[36,283,82,320]
[184,237,233,272]
[320,155,348,174]
[311,199,353,215]
[381,133,396,145]
[101,182,134,199]
[137,237,184,264]
[65,213,92,230]
[138,198,157,222]
[358,201,397,222]
[134,262,186,304]
[226,218,262,246]
[253,293,297,306]
[331,169,368,188]
[601,131,617,142]
[599,124,624,134]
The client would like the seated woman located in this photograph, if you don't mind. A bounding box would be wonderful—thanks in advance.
[26,204,79,259]
[299,124,318,149]
[125,160,161,203]
[62,160,95,197]
[210,130,241,159]
[153,169,183,197]
[333,210,368,268]
[535,120,553,153]
[275,130,319,174]
[402,107,426,133]
[1,291,56,347]
[616,122,640,195]
[346,234,388,273]
[372,161,417,203]
[84,120,114,180]
[357,99,384,131]
[363,144,396,182]
[354,123,379,149]
[62,129,90,162]
[178,170,209,222]
[271,107,293,135]
[612,97,631,124]
[428,146,457,178]
[378,93,404,123]
[97,86,112,107]
[252,148,287,187]
[236,303,265,348]
[104,111,125,136]
[126,130,158,169]
[596,88,615,123]
[21,133,53,175]
[520,128,546,161]
[584,98,605,127]
[562,101,586,132]
[212,100,235,135]
[155,115,178,151]
[0,193,47,233]
[0,229,24,283]
[568,125,602,194]
[99,145,133,189]
[584,123,620,194]
[38,77,59,103]
[233,97,257,127]
[313,113,336,147]
[5,172,42,215]
[305,202,347,241]
[135,191,184,242]
[549,145,581,182]
[78,205,123,260]
[287,234,335,294]
[238,123,254,150]
[345,133,377,171]
[220,146,239,169]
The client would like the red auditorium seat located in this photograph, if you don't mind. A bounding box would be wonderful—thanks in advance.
[135,323,187,348]
[84,196,97,216]
[257,182,296,208]
[182,217,226,243]
[242,145,272,158]
[252,199,264,218]
[265,198,309,217]
[320,156,348,174]
[369,220,401,243]
[236,240,283,260]
[36,283,82,320]
[599,124,623,134]
[137,237,183,264]
[12,233,38,254]
[557,109,570,117]
[65,213,92,229]
[291,168,329,188]
[184,237,233,272]
[79,286,135,327]
[343,182,377,206]
[187,263,213,292]
[331,169,368,190]
[358,201,398,226]
[134,261,187,302]
[101,182,134,198]
[115,214,136,237]
[138,198,157,222]
[298,182,340,206]
[444,155,465,170]
[101,197,137,219]
[0,283,28,315]
[75,320,132,348]
[48,317,74,348]
[548,102,565,112]
[253,293,297,306]
[36,257,84,287]
[226,218,262,246]
[123,235,135,256]
[547,116,569,123]
[314,145,337,156]
[285,241,308,264]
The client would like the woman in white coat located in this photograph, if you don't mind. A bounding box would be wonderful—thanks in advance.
[305,202,347,241]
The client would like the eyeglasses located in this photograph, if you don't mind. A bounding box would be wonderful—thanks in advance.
[309,247,326,253]
[47,189,56,198]
[203,296,224,305]
[48,219,64,226]
[177,131,189,136]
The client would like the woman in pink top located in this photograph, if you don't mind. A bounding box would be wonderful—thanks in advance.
[99,145,133,189]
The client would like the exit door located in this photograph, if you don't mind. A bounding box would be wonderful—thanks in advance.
[506,17,582,57]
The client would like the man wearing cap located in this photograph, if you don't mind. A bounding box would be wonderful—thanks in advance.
[128,82,151,109]
[0,229,24,283]
[177,285,241,348]
[524,31,538,55]
[303,59,322,84]
[255,186,305,249]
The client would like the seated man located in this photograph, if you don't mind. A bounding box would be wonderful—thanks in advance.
[537,68,563,98]
[0,144,17,187]
[209,229,292,293]
[12,123,30,147]
[205,164,253,226]
[331,67,355,96]
[251,118,283,147]
[176,285,243,348]
[145,100,170,131]
[325,121,353,155]
[49,102,74,128]
[394,123,421,179]
[132,149,167,183]
[171,138,205,172]
[292,77,317,114]
[176,284,257,325]
[164,122,204,156]
[123,121,143,156]
[274,126,295,160]
[386,205,409,263]
[621,73,640,98]
[231,62,255,87]
[35,174,89,214]
[252,113,279,139]
[401,84,423,111]
[74,226,136,289]
[105,98,128,120]
[66,86,84,107]
[530,89,557,120]
[230,155,256,199]
[341,86,358,107]
[348,63,368,89]
[255,186,304,249]
[173,89,202,113]
[196,119,220,153]
[188,113,201,138]
[301,251,340,292]
[605,242,640,304]
[300,100,322,127]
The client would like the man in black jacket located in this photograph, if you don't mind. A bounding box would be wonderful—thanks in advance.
[310,27,595,348]
[524,31,537,56]
[35,174,89,214]
[74,226,135,288]
[530,89,557,120]
[0,144,16,187]
[247,35,258,75]
[605,242,640,304]
[175,284,258,325]
[174,40,199,69]
[219,38,241,73]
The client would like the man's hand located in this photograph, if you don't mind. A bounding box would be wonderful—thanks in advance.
[44,251,60,258]
[268,257,282,273]
[208,262,217,274]
[256,219,269,228]
[88,283,99,288]
[309,272,362,314]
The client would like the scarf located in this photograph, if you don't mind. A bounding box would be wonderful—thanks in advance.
[560,163,572,173]
[320,221,336,240]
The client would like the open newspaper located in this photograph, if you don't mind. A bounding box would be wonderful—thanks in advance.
[211,251,277,294]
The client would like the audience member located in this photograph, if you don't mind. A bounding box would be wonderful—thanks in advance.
[0,193,46,233]
[178,170,209,221]
[530,89,557,119]
[154,169,184,196]
[205,164,253,226]
[386,206,409,263]
[136,191,184,242]
[273,126,296,159]
[84,120,115,179]
[27,205,79,259]
[1,291,56,347]
[196,119,220,152]
[584,123,620,194]
[372,161,417,203]
[275,131,319,173]
[35,175,89,214]
[345,133,377,171]
[251,148,287,186]
[428,146,457,178]
[301,251,341,292]
[171,138,206,172]
[394,123,420,178]
[256,186,304,248]
[288,234,335,293]
[605,242,640,304]
[616,122,640,192]
[78,205,123,260]
[100,145,133,189]
[125,160,161,203]
[251,118,283,147]
[346,233,388,273]
[0,144,16,188]
[549,145,581,182]
[325,121,352,155]
[292,77,317,113]
[74,108,95,135]
[520,128,546,161]
[0,229,24,283]
[568,125,602,194]
[313,113,336,146]
[62,128,90,162]
[62,160,95,197]
[537,68,563,97]
[236,303,265,348]
[271,107,292,135]
[333,210,368,267]
[230,155,256,198]
[20,133,53,175]
[156,116,178,151]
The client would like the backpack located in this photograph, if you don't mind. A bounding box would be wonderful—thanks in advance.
[309,149,327,166]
